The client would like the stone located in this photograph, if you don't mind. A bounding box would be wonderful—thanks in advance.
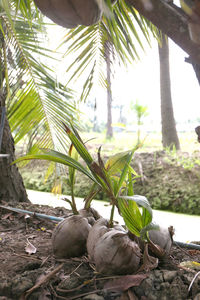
[83,293,104,300]
[163,270,177,282]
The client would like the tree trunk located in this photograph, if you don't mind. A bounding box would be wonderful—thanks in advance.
[158,35,180,150]
[105,41,113,139]
[0,107,29,204]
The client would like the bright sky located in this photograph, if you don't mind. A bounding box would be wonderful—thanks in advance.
[46,18,200,130]
[111,39,200,124]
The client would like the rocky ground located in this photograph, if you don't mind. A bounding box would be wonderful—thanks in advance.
[0,202,200,300]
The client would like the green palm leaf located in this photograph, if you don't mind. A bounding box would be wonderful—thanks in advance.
[0,3,77,154]
[13,149,98,183]
[118,195,153,238]
[59,0,159,101]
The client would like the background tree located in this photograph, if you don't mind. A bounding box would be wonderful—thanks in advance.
[158,35,180,150]
[105,40,113,139]
[130,100,148,145]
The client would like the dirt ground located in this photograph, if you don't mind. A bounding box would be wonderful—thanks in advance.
[0,202,200,300]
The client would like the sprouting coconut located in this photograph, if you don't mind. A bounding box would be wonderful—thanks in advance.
[148,226,173,254]
[52,215,91,258]
[93,229,141,275]
[79,207,102,226]
[87,217,125,262]
[87,218,110,261]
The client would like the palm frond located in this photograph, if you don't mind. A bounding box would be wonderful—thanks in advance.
[59,0,160,101]
[0,7,77,154]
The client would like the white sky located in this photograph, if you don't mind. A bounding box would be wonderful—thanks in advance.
[46,20,200,129]
[111,39,200,123]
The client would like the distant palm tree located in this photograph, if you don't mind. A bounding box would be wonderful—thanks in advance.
[0,1,77,203]
[158,34,180,150]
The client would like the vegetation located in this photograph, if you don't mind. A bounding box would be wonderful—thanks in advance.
[18,130,200,216]
[15,122,173,275]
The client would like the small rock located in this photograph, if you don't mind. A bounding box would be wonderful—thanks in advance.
[12,277,33,295]
[194,293,200,300]
[163,271,177,282]
[154,270,163,282]
[83,293,104,300]
[57,276,79,290]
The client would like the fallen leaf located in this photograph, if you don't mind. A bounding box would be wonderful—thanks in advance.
[2,213,14,220]
[104,274,147,292]
[25,239,37,255]
[179,261,200,271]
[40,227,46,231]
[188,249,200,255]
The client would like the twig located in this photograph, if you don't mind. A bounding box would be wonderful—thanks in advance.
[40,255,50,267]
[13,253,41,262]
[24,263,64,299]
[69,262,83,276]
[173,241,193,258]
[188,271,200,293]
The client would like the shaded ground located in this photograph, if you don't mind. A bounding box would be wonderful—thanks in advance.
[0,203,200,300]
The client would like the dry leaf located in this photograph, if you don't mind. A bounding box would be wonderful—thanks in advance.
[25,239,37,255]
[104,274,147,292]
[2,213,14,220]
[179,260,200,271]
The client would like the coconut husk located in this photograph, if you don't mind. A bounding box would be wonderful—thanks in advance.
[52,215,91,258]
[34,0,102,28]
[148,226,173,254]
[93,229,141,275]
[87,218,110,261]
[79,207,102,225]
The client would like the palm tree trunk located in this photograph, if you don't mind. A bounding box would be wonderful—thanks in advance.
[158,35,180,150]
[0,96,28,204]
[105,41,113,139]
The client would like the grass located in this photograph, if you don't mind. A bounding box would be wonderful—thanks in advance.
[80,130,200,155]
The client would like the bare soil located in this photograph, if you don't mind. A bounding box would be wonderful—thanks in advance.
[0,203,200,300]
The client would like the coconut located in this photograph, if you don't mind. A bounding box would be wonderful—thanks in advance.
[87,218,110,261]
[148,226,173,254]
[79,207,102,226]
[34,0,102,28]
[93,229,141,275]
[52,215,91,258]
